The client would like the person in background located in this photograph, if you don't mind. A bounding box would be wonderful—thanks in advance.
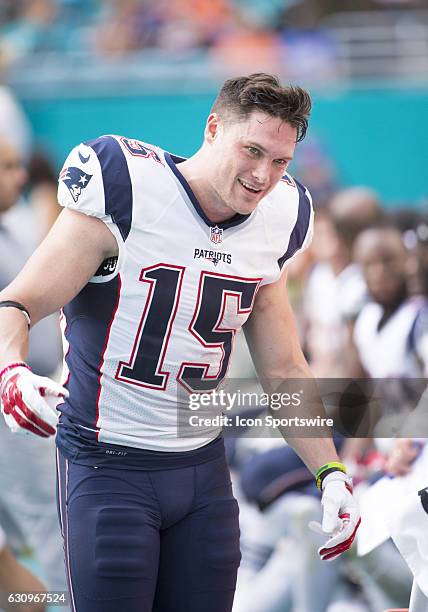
[383,218,428,612]
[0,136,67,604]
[303,186,384,377]
[0,523,47,612]
[353,225,426,412]
[348,225,428,611]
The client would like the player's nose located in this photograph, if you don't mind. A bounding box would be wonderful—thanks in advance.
[250,160,270,185]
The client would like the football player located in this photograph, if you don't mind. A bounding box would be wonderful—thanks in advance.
[0,73,359,612]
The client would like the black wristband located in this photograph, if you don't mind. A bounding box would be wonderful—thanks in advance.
[317,467,346,490]
[0,301,31,328]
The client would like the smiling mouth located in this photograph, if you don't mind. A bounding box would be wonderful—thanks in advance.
[238,178,263,195]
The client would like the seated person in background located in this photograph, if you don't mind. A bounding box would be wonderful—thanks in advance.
[353,225,427,421]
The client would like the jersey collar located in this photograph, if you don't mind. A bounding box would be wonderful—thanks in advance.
[164,152,252,230]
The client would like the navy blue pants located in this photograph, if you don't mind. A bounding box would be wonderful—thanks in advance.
[56,444,240,612]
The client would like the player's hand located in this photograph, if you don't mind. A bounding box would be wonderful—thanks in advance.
[0,363,68,437]
[385,438,422,476]
[309,471,361,561]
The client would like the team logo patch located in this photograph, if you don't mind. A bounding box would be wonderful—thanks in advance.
[60,167,93,202]
[210,225,223,244]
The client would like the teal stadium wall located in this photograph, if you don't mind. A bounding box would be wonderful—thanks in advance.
[20,86,427,206]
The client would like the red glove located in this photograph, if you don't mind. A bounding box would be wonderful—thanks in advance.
[309,471,361,561]
[0,363,68,438]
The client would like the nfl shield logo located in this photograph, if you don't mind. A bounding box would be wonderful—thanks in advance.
[210,226,223,244]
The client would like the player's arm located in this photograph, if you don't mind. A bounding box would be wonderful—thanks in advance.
[244,271,337,469]
[0,208,118,436]
[244,271,360,560]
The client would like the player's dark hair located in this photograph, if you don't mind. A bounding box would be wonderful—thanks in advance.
[212,73,311,142]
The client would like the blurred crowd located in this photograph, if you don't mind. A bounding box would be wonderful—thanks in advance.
[227,180,428,610]
[0,81,427,610]
[0,0,426,75]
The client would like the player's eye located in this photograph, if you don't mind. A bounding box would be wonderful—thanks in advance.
[247,146,260,156]
[274,159,287,166]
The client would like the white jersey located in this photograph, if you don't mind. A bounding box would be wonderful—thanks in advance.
[354,297,427,378]
[57,135,313,451]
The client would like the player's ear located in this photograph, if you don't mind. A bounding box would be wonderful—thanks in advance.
[205,113,220,143]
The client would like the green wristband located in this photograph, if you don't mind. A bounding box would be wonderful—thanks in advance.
[315,461,347,490]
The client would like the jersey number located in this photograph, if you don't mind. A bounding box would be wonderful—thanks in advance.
[116,265,260,392]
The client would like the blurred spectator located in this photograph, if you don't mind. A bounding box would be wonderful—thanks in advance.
[92,0,232,56]
[353,226,426,385]
[0,2,21,27]
[0,0,60,65]
[93,0,155,56]
[386,217,428,437]
[159,0,232,50]
[303,187,384,377]
[211,17,282,74]
[0,136,66,603]
[280,27,338,83]
[0,138,62,372]
[231,0,288,28]
[336,224,428,610]
[352,225,426,427]
[0,0,425,71]
[381,219,428,610]
[27,149,61,234]
[0,524,47,612]
[0,86,32,161]
[406,217,428,298]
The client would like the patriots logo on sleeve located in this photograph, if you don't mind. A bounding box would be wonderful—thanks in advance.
[60,167,93,203]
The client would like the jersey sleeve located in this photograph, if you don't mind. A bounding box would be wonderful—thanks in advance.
[57,135,133,248]
[277,179,314,271]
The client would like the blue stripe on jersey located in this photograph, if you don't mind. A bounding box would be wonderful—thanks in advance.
[58,275,121,445]
[277,179,311,270]
[85,136,133,241]
[165,152,251,230]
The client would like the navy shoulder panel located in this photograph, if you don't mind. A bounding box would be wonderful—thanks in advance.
[85,136,133,241]
[278,179,312,270]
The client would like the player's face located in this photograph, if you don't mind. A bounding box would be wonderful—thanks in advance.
[0,140,27,212]
[206,111,297,217]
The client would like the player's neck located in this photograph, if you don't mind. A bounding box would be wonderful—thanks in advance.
[178,155,236,224]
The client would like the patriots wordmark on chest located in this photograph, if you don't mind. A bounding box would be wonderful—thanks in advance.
[210,226,223,244]
[193,248,232,266]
